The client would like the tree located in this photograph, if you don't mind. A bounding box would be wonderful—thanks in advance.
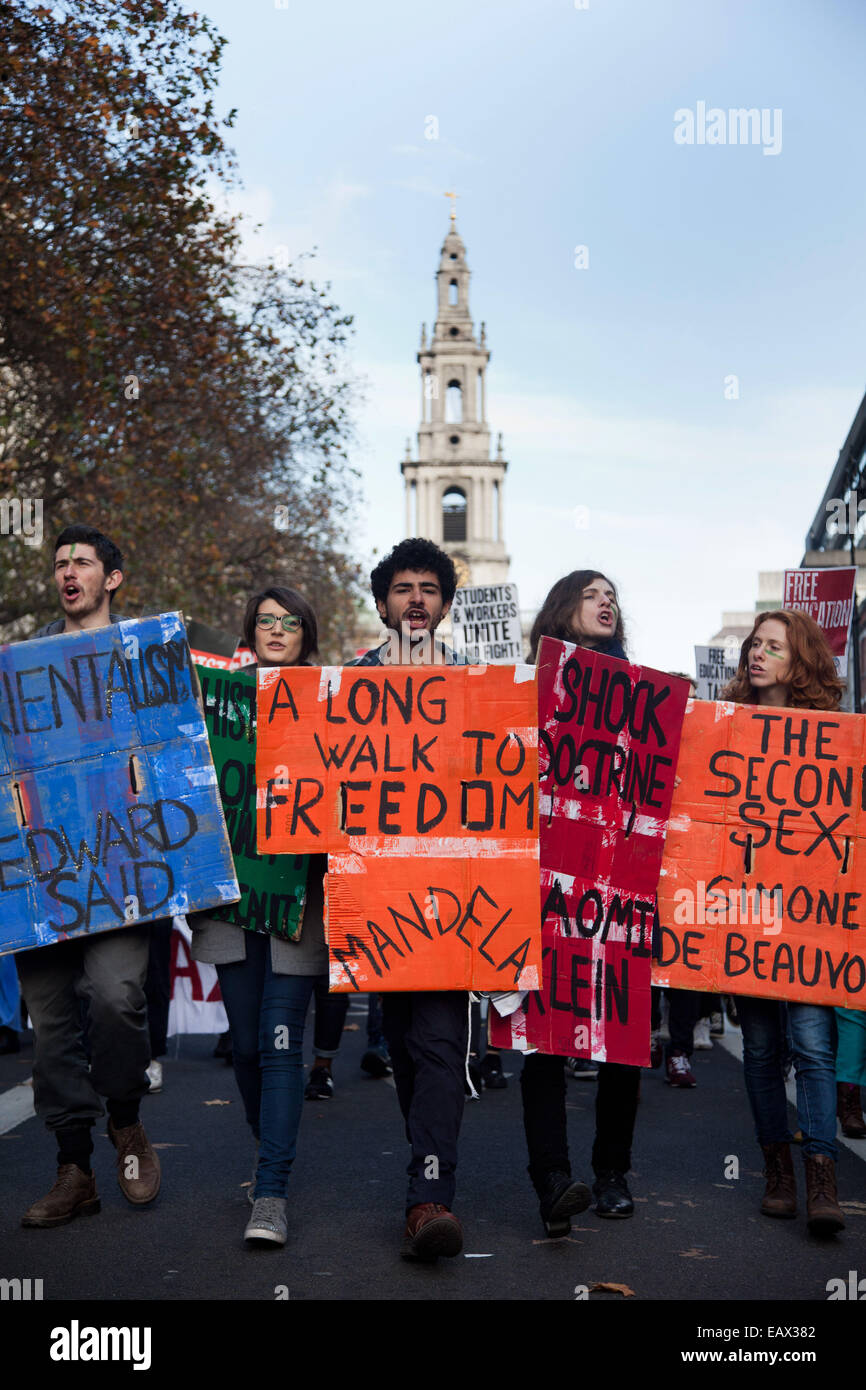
[0,0,362,658]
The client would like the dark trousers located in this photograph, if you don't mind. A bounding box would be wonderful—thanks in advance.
[382,991,469,1212]
[144,920,173,1059]
[311,976,348,1057]
[521,1053,640,1194]
[16,926,151,1137]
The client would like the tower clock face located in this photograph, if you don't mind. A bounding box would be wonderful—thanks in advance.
[452,554,471,589]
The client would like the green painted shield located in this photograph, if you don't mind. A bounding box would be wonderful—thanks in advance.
[196,664,306,939]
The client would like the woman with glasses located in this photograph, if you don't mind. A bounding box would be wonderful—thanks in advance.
[191,586,347,1247]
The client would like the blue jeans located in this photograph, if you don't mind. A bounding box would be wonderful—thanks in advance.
[216,936,319,1199]
[736,995,838,1160]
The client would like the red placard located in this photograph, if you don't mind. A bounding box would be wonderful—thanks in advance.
[490,637,690,1064]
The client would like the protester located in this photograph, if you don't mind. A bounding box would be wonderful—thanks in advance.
[722,610,847,1234]
[353,537,469,1260]
[17,525,161,1227]
[519,569,640,1235]
[835,1008,866,1138]
[190,585,345,1248]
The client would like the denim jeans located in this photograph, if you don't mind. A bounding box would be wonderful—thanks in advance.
[735,995,838,1160]
[216,935,320,1199]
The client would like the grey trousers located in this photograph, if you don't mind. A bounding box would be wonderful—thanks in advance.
[16,926,151,1133]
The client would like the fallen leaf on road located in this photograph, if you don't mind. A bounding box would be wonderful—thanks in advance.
[203,1099,231,1106]
[679,1249,718,1259]
[531,1236,582,1245]
[656,1201,675,1206]
[590,1282,635,1297]
[151,1143,187,1149]
[343,1024,360,1031]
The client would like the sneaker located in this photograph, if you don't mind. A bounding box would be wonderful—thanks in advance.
[22,1164,100,1228]
[479,1052,508,1090]
[665,1053,697,1088]
[401,1203,463,1260]
[709,1012,725,1037]
[649,1032,663,1069]
[693,1019,713,1051]
[304,1066,334,1100]
[245,1196,287,1245]
[145,1059,163,1093]
[593,1170,634,1218]
[565,1057,599,1080]
[360,1043,392,1078]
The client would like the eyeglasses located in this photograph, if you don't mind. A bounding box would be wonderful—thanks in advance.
[255,614,303,632]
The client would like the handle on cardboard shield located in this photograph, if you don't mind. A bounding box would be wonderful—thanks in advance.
[11,780,27,828]
[128,754,144,795]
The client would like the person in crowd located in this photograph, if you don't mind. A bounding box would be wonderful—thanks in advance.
[353,537,469,1261]
[190,585,346,1248]
[835,1008,866,1138]
[144,921,174,1093]
[722,610,847,1235]
[304,981,349,1099]
[18,525,161,1227]
[0,954,22,1054]
[360,993,392,1078]
[520,570,641,1236]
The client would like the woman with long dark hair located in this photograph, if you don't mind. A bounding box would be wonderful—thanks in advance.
[521,569,641,1235]
[722,609,847,1235]
[191,585,347,1247]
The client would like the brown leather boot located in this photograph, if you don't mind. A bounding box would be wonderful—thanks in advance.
[837,1082,866,1138]
[21,1164,100,1228]
[108,1120,161,1205]
[760,1142,797,1218]
[804,1154,845,1235]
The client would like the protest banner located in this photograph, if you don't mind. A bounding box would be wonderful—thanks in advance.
[450,583,523,663]
[490,637,690,1065]
[168,917,228,1035]
[256,663,541,992]
[654,700,866,1009]
[0,615,239,954]
[782,567,857,676]
[185,618,254,672]
[196,663,307,939]
[694,644,738,701]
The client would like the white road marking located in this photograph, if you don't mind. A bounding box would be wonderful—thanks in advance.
[0,1079,35,1135]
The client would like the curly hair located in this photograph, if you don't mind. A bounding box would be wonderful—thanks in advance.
[722,609,845,711]
[528,570,626,661]
[370,538,457,606]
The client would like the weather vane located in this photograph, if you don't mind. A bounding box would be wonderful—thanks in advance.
[443,190,459,224]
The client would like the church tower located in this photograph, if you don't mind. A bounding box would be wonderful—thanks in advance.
[401,210,510,587]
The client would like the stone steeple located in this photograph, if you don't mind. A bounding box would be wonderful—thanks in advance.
[400,217,509,587]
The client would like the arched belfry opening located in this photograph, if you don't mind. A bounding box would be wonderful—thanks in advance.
[442,486,467,542]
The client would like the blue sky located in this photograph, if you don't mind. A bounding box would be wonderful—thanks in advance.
[196,0,866,672]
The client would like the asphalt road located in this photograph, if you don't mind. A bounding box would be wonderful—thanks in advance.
[1,1003,865,1305]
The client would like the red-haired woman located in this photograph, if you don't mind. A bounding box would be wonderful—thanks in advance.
[722,610,847,1235]
[520,570,641,1235]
